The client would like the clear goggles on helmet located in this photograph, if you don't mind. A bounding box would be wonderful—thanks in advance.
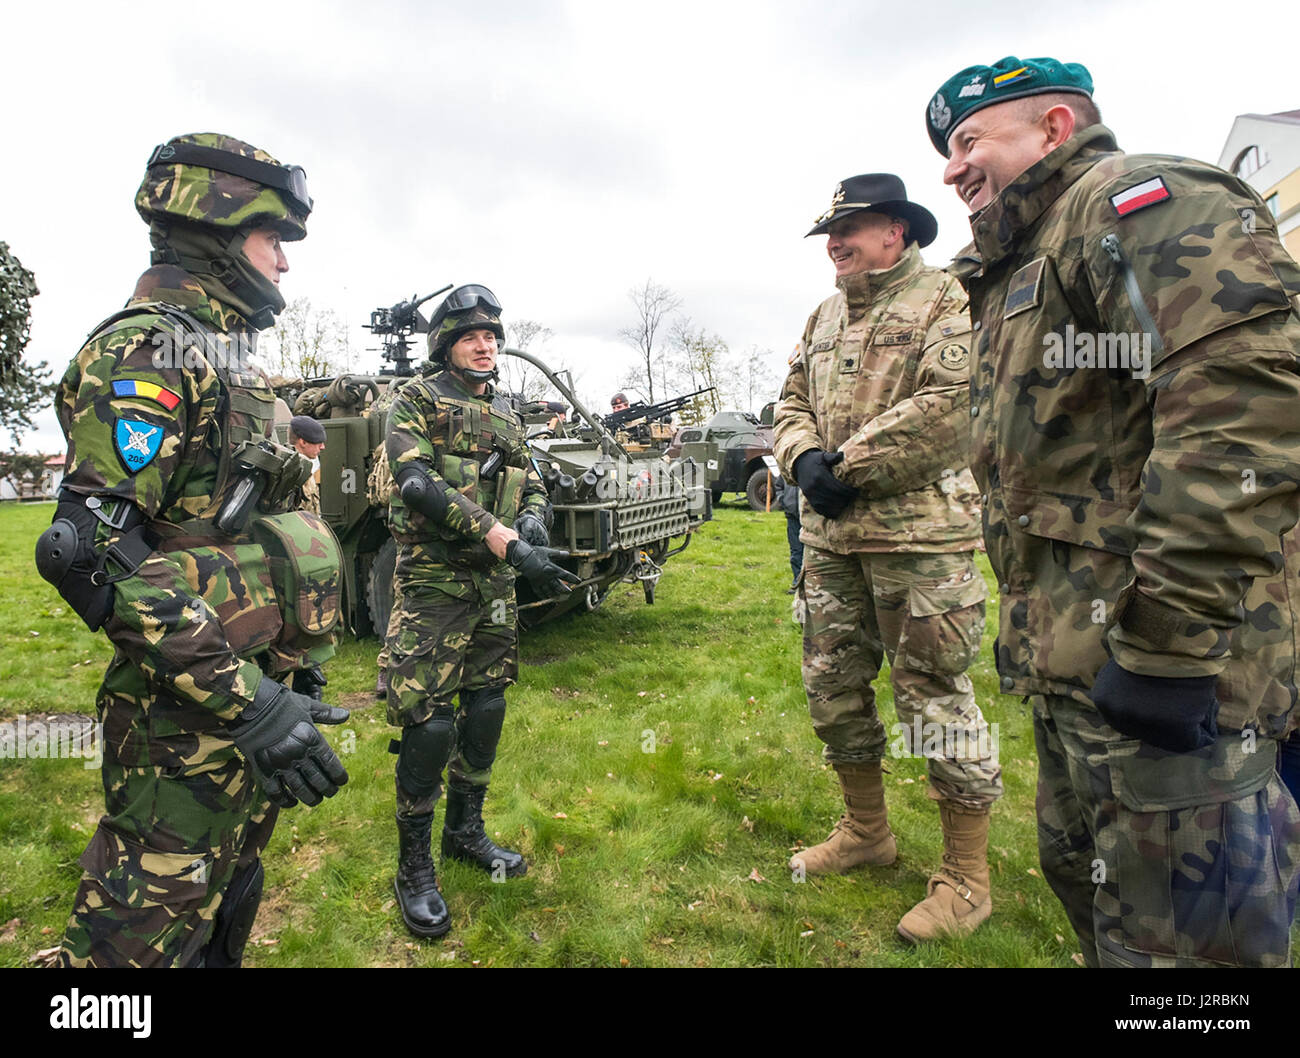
[428,285,502,333]
[147,142,313,217]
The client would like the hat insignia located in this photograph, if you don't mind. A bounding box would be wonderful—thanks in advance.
[929,92,952,131]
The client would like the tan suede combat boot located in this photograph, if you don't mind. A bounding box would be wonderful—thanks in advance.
[896,799,992,943]
[790,762,897,874]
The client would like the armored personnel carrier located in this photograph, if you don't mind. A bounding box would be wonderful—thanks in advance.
[277,293,711,638]
[665,409,780,511]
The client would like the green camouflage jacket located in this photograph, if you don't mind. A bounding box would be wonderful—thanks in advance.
[55,265,331,765]
[962,125,1300,735]
[773,243,981,553]
[386,369,548,570]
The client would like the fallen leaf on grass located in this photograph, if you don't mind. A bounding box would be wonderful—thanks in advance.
[1027,868,1039,877]
[740,816,754,832]
[529,932,541,943]
[800,930,815,938]
[637,691,647,697]
[553,811,568,819]
[555,844,565,856]
[0,918,19,943]
[1055,934,1064,944]
[620,957,629,967]
[438,951,456,961]
[29,947,61,966]
[1071,953,1085,966]
[40,926,52,935]
[747,869,767,883]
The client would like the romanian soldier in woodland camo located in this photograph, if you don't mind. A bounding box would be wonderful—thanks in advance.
[36,134,348,967]
[773,174,1002,943]
[929,55,1300,966]
[384,284,576,938]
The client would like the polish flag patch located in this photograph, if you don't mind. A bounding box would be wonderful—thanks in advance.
[1110,176,1171,218]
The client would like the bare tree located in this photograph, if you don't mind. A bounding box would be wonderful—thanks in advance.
[618,278,681,404]
[265,297,349,380]
[499,318,556,401]
[740,345,780,414]
[0,241,52,446]
[668,318,735,419]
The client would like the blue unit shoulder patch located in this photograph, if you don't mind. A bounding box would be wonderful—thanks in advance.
[114,417,164,474]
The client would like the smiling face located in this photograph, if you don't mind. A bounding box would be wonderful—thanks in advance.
[943,99,1077,213]
[824,211,906,278]
[448,328,499,387]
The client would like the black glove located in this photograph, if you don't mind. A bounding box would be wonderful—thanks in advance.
[1090,658,1219,753]
[793,449,858,519]
[506,538,580,597]
[229,678,350,808]
[514,510,551,548]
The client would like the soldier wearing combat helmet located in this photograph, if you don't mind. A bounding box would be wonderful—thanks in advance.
[928,55,1300,966]
[37,133,349,968]
[384,284,576,938]
[774,173,1002,943]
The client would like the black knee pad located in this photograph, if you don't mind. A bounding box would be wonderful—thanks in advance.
[204,859,264,968]
[459,686,508,770]
[397,708,455,798]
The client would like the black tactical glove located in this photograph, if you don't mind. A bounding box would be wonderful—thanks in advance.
[1090,659,1219,753]
[514,510,551,548]
[229,678,350,808]
[794,449,859,519]
[506,538,580,598]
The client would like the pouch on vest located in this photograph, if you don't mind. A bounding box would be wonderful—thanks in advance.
[495,465,527,525]
[251,510,343,670]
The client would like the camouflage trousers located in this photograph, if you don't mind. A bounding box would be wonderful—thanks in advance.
[1033,693,1300,967]
[799,547,1001,807]
[60,750,275,968]
[387,552,518,817]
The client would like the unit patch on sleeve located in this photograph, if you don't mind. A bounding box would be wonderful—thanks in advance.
[114,418,164,474]
[1109,176,1171,218]
[938,343,969,370]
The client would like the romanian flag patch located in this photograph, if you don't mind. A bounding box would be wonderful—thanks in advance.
[993,66,1031,88]
[111,379,181,411]
[1109,177,1171,218]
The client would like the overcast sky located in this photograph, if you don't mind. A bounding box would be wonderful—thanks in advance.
[6,0,1299,453]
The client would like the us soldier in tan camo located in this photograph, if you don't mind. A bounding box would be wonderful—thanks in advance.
[36,133,349,968]
[774,173,1002,944]
[383,284,575,939]
[930,55,1300,967]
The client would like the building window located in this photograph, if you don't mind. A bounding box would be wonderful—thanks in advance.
[1266,193,1280,218]
[1233,145,1269,180]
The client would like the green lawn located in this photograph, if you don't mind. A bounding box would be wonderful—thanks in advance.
[0,498,1078,967]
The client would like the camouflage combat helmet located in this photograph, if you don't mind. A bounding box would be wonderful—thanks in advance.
[426,284,505,380]
[135,132,312,240]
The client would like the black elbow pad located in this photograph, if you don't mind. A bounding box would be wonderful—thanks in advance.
[396,463,449,522]
[35,495,152,631]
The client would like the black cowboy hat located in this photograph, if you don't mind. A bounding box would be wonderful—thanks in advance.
[805,172,938,248]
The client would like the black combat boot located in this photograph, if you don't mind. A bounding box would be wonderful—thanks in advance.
[394,813,451,938]
[441,783,527,877]
[292,666,327,701]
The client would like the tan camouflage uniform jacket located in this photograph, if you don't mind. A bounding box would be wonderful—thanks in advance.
[773,243,980,554]
[962,124,1300,736]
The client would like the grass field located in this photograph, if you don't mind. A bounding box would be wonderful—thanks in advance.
[0,498,1081,967]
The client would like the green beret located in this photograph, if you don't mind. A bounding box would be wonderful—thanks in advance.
[926,56,1093,156]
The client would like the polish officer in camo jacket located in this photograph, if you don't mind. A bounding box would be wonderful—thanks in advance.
[928,55,1300,966]
[37,133,349,968]
[774,173,1002,944]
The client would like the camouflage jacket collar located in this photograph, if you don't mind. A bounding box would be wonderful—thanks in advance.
[835,242,924,316]
[129,264,252,334]
[969,124,1121,266]
[433,367,494,402]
